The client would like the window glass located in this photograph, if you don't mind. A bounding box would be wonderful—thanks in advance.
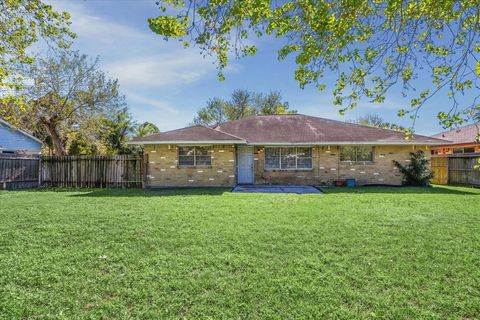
[178,155,195,166]
[356,146,373,162]
[340,146,373,162]
[195,146,210,156]
[195,156,211,166]
[178,146,212,166]
[297,147,312,168]
[281,147,297,169]
[452,148,464,154]
[178,146,194,156]
[340,146,356,161]
[464,147,475,153]
[264,147,312,169]
[265,148,281,169]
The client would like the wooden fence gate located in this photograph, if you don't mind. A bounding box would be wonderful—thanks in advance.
[41,155,145,188]
[431,155,480,187]
[0,154,40,190]
[431,157,448,185]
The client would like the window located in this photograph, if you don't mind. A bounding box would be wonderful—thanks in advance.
[264,147,312,170]
[453,147,476,154]
[178,146,212,166]
[340,146,373,162]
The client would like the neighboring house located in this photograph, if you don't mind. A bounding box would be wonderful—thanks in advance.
[0,118,42,154]
[430,123,480,156]
[129,114,448,187]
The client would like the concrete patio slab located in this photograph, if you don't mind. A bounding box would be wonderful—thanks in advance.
[232,185,322,194]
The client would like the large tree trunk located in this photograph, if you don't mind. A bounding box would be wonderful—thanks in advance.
[45,121,67,155]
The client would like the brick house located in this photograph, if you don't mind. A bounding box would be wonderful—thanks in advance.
[430,123,480,156]
[129,114,447,187]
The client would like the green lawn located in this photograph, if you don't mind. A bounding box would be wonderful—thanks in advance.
[1,186,479,319]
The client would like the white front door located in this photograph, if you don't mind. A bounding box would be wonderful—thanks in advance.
[237,146,254,184]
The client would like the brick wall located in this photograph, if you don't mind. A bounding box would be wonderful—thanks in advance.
[253,145,430,186]
[144,144,430,187]
[144,144,236,187]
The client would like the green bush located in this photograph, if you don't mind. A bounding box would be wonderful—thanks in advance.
[393,150,434,186]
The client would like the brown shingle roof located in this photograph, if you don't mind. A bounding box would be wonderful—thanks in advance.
[130,114,449,145]
[129,125,245,144]
[431,123,480,144]
[214,114,447,144]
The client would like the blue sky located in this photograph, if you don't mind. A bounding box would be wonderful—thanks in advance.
[45,0,471,135]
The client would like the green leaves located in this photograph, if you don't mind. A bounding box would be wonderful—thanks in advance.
[148,16,188,37]
[149,0,480,127]
[0,0,74,118]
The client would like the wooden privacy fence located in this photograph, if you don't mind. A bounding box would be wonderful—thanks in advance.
[431,155,480,187]
[41,155,145,188]
[0,154,40,190]
[448,156,480,186]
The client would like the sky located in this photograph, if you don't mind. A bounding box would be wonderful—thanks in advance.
[44,0,473,135]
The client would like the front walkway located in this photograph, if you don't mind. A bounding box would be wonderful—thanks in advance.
[232,185,322,194]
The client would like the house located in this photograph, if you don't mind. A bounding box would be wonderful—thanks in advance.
[0,118,42,154]
[129,114,448,187]
[430,123,480,156]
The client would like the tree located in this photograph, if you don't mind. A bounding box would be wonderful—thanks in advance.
[149,0,480,132]
[100,108,136,155]
[0,1,74,111]
[353,113,406,132]
[393,151,434,186]
[255,91,296,115]
[7,51,126,155]
[193,90,295,126]
[136,122,160,137]
[193,97,229,127]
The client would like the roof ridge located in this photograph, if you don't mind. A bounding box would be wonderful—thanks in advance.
[135,124,205,140]
[202,126,246,141]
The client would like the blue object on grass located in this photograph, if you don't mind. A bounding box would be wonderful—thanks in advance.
[345,179,356,188]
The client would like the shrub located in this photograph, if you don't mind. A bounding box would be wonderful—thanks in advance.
[393,150,434,186]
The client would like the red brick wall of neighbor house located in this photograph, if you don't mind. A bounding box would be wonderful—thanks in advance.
[253,145,430,186]
[144,144,237,187]
[144,144,430,187]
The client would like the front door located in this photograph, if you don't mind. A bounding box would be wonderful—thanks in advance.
[237,146,254,184]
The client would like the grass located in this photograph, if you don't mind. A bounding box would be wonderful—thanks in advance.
[0,186,479,319]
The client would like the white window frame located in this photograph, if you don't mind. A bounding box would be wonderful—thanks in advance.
[178,146,212,167]
[339,146,374,163]
[264,147,313,170]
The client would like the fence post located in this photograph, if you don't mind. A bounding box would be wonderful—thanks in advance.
[142,153,148,189]
[38,157,42,188]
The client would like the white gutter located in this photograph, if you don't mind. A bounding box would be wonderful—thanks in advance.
[242,141,448,146]
[128,140,446,146]
[127,140,247,145]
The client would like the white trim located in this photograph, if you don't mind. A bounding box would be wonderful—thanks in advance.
[127,140,246,145]
[128,140,443,146]
[247,141,444,146]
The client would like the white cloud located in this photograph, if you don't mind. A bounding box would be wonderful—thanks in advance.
[104,53,215,88]
[126,91,179,114]
[46,0,217,89]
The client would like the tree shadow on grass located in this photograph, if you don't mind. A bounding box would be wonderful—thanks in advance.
[321,185,480,195]
[69,187,231,198]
